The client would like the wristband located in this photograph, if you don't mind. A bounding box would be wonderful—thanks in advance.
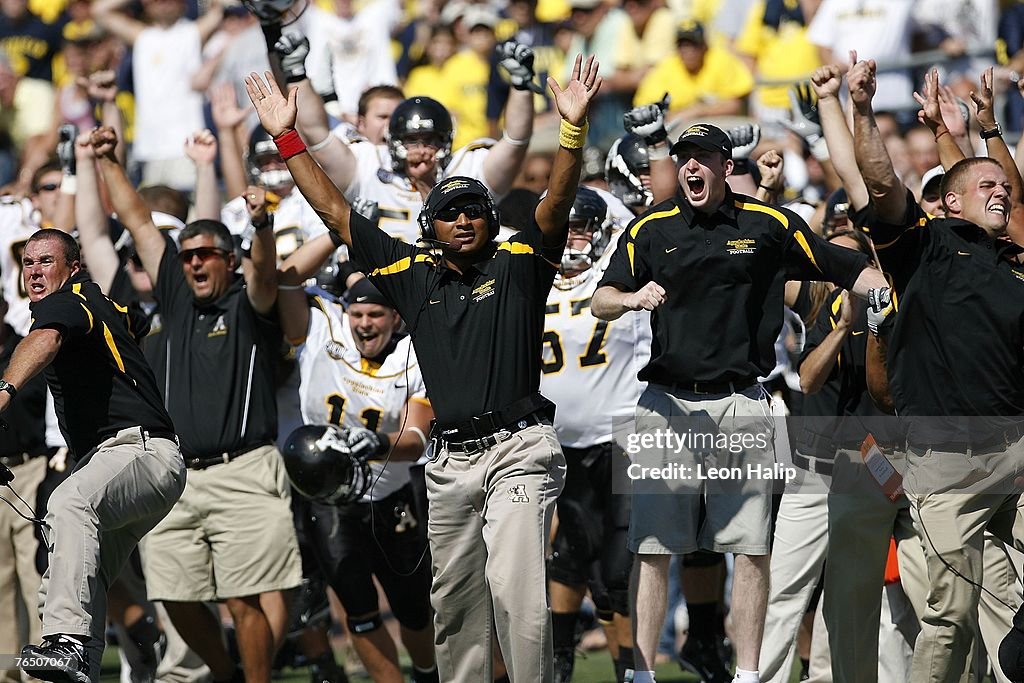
[647,144,669,161]
[759,184,778,192]
[809,136,830,162]
[934,129,951,142]
[502,131,530,147]
[59,174,77,195]
[251,212,274,231]
[328,230,345,248]
[308,135,333,153]
[374,431,391,456]
[407,427,427,447]
[273,129,307,161]
[558,119,588,150]
[980,124,1002,140]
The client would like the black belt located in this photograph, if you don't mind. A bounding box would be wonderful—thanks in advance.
[184,440,274,470]
[908,423,1024,455]
[662,378,758,396]
[144,429,178,443]
[791,451,833,476]
[0,453,44,468]
[433,394,554,454]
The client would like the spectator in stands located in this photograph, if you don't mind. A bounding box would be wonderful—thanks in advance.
[634,20,754,127]
[0,0,66,83]
[0,52,55,190]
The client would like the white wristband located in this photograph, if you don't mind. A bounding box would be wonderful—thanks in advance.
[408,427,427,447]
[648,144,669,161]
[307,135,333,153]
[59,174,77,195]
[502,131,530,147]
[810,136,830,163]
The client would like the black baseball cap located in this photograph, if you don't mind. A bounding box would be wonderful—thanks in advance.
[346,277,392,308]
[676,19,705,44]
[424,176,491,216]
[670,123,732,159]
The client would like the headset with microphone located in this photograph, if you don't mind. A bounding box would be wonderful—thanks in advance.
[417,176,500,245]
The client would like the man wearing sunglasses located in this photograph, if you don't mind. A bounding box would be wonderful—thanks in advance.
[90,127,302,683]
[246,51,602,682]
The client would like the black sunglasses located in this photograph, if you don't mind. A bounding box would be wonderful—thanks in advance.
[435,203,487,222]
[178,246,229,263]
[35,182,60,192]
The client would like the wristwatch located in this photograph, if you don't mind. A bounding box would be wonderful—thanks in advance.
[0,380,18,399]
[980,124,1003,140]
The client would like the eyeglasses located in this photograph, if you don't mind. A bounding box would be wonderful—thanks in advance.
[35,183,60,193]
[435,203,487,222]
[178,246,229,263]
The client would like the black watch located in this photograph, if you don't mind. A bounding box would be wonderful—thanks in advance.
[980,124,1003,140]
[0,380,18,399]
[251,213,274,231]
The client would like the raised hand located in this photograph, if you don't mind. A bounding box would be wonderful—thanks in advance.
[56,124,78,176]
[547,53,602,127]
[243,185,270,223]
[184,129,218,166]
[809,65,842,101]
[497,40,543,94]
[623,101,667,145]
[838,289,863,329]
[210,82,252,131]
[913,68,944,133]
[89,126,119,161]
[847,56,877,110]
[728,123,760,161]
[244,71,297,137]
[970,66,997,131]
[78,70,118,103]
[756,149,784,191]
[274,33,309,84]
[74,130,95,161]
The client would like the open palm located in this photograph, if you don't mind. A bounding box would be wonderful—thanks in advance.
[548,54,602,126]
[244,71,297,138]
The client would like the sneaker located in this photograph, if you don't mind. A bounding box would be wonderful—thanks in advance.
[20,635,90,683]
[553,646,575,683]
[678,637,731,683]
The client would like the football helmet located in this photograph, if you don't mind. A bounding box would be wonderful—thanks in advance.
[247,126,294,193]
[282,424,372,505]
[558,186,609,283]
[387,97,454,175]
[605,133,652,210]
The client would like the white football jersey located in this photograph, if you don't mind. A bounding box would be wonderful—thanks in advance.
[0,197,40,336]
[540,247,651,448]
[298,297,427,501]
[221,187,328,262]
[347,139,494,244]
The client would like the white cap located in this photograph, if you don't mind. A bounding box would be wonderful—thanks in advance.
[920,164,944,196]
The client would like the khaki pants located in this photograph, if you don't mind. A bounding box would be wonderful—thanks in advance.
[826,449,928,683]
[425,423,565,683]
[0,456,47,683]
[904,442,1024,683]
[38,428,185,683]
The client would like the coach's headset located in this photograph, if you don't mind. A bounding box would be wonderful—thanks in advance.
[417,176,500,244]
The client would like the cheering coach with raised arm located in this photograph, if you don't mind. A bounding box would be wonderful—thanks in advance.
[3,229,184,683]
[591,123,890,683]
[246,53,602,683]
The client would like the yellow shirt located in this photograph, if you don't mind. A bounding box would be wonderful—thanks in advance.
[404,64,450,103]
[404,53,489,149]
[734,0,819,109]
[0,77,55,150]
[634,46,754,111]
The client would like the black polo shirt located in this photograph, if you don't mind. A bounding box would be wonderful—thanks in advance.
[154,244,281,458]
[29,271,174,458]
[795,288,901,455]
[599,189,869,385]
[0,326,48,457]
[348,209,562,426]
[865,204,1024,444]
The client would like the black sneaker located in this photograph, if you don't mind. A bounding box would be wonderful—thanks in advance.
[553,646,575,683]
[20,635,90,683]
[678,637,731,683]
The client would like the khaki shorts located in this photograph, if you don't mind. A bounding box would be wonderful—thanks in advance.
[628,384,775,556]
[142,444,302,601]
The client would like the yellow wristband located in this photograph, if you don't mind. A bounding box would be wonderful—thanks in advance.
[559,118,588,150]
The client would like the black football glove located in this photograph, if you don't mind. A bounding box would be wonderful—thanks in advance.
[346,426,391,461]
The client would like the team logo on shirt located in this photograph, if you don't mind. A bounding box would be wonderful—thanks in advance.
[208,315,228,337]
[1012,269,1024,284]
[377,168,394,184]
[472,278,496,303]
[325,340,346,360]
[726,238,756,255]
[508,484,529,503]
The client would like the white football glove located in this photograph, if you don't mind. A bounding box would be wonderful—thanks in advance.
[274,33,309,83]
[496,41,543,94]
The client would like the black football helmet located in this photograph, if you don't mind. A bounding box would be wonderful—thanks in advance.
[387,97,455,175]
[558,185,609,282]
[605,133,652,210]
[282,425,372,505]
[247,126,294,193]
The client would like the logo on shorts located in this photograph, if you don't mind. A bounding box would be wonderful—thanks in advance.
[508,484,529,503]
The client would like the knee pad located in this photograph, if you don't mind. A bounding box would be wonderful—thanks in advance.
[682,550,723,568]
[347,613,383,635]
